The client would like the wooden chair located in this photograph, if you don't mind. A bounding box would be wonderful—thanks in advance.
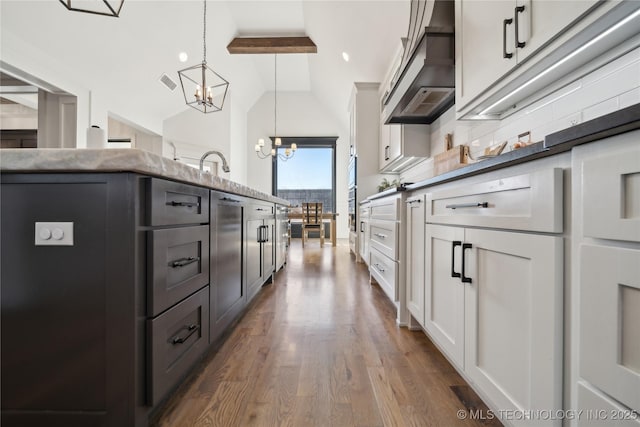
[301,202,325,247]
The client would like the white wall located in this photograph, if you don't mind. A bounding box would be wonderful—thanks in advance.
[246,91,350,238]
[401,46,640,184]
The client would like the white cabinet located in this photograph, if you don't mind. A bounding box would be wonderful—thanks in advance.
[406,194,425,328]
[424,224,465,367]
[421,166,564,426]
[379,124,431,173]
[358,202,370,265]
[348,83,382,258]
[573,134,640,423]
[582,148,640,242]
[455,0,617,117]
[577,381,640,427]
[464,228,563,423]
[369,196,401,304]
[369,193,410,325]
[580,245,640,412]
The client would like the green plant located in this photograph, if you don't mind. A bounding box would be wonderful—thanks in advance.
[378,178,400,192]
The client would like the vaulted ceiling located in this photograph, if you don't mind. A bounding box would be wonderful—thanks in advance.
[1,1,410,132]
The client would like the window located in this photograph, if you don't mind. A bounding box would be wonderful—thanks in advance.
[272,137,337,213]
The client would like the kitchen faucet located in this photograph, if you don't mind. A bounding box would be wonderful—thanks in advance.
[167,141,178,160]
[199,150,230,173]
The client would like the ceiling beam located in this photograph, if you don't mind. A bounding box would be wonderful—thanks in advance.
[227,37,317,54]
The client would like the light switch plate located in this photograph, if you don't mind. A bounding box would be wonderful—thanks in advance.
[35,222,74,246]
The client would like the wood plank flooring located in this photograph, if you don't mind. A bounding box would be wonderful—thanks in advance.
[153,240,501,427]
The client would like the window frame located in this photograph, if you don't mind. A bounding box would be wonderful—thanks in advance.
[271,136,337,212]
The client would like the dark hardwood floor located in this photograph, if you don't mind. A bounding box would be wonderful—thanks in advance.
[153,240,501,427]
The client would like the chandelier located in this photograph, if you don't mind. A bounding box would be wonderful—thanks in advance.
[178,0,229,113]
[255,54,297,161]
[59,0,124,17]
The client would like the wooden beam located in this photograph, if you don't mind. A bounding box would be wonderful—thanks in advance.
[227,37,317,54]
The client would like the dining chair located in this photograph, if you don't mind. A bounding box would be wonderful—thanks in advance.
[301,202,325,247]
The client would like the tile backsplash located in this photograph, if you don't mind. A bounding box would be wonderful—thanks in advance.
[401,45,640,184]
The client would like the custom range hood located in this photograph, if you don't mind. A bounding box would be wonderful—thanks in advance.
[382,0,455,124]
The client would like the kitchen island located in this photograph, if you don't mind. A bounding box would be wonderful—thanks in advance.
[0,149,288,427]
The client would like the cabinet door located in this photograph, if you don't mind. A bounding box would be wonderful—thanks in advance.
[262,219,275,281]
[379,122,390,170]
[424,224,465,367]
[583,148,640,242]
[580,245,640,411]
[456,0,514,108]
[211,201,243,335]
[246,219,263,298]
[464,228,563,426]
[517,0,597,62]
[387,124,402,164]
[407,196,425,326]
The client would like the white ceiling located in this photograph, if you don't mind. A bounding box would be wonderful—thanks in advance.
[0,0,410,131]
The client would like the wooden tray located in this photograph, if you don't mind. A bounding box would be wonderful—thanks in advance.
[434,145,469,176]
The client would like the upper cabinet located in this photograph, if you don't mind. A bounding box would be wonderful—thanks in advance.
[455,0,639,119]
[379,124,430,173]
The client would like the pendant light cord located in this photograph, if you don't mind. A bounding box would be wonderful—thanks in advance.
[274,54,277,138]
[203,0,207,64]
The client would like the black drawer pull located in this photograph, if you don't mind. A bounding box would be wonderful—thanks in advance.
[462,243,473,284]
[503,18,514,59]
[220,197,240,203]
[374,233,387,239]
[167,200,199,208]
[169,256,200,268]
[515,5,526,48]
[374,263,386,273]
[445,202,489,209]
[171,324,200,345]
[451,241,462,278]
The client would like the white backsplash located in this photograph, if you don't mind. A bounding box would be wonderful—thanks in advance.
[401,46,640,184]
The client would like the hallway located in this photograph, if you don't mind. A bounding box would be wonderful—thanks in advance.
[154,241,500,427]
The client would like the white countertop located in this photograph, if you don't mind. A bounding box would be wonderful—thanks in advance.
[0,148,289,205]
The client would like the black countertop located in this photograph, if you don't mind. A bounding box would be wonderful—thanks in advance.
[405,103,640,192]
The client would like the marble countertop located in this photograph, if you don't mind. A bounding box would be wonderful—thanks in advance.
[0,148,289,205]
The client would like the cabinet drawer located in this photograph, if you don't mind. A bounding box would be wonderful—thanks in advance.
[147,178,209,226]
[426,168,562,232]
[370,198,400,220]
[148,225,209,316]
[148,286,209,406]
[370,247,398,302]
[580,245,640,411]
[369,220,398,260]
[583,148,640,242]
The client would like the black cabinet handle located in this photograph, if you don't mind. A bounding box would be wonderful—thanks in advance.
[445,202,489,209]
[171,324,200,345]
[169,256,200,268]
[374,263,386,273]
[220,197,240,203]
[385,145,390,161]
[167,200,199,207]
[360,221,365,232]
[515,5,526,48]
[503,18,514,59]
[462,243,473,283]
[451,241,462,278]
[257,226,263,243]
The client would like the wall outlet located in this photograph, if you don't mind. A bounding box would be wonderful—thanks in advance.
[35,222,74,246]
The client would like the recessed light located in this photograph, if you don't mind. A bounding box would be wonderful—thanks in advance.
[179,52,188,62]
[342,52,349,62]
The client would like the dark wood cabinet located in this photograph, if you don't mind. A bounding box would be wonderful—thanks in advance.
[209,191,244,343]
[0,172,279,427]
